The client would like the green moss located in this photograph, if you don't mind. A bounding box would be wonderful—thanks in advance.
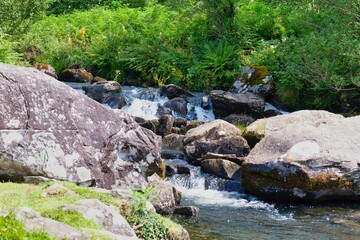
[236,124,246,134]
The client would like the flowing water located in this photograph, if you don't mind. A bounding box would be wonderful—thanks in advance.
[69,83,360,239]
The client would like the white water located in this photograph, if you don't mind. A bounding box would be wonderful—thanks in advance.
[165,158,293,221]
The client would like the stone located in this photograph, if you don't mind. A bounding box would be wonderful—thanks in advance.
[148,173,176,215]
[82,228,139,240]
[173,186,182,205]
[166,164,177,177]
[173,118,188,128]
[61,199,137,237]
[242,110,344,148]
[203,153,244,166]
[174,206,199,217]
[201,159,241,180]
[201,96,212,110]
[158,84,194,99]
[157,114,175,137]
[59,67,94,82]
[263,102,283,117]
[161,150,186,160]
[231,65,274,99]
[134,117,157,133]
[0,63,164,189]
[83,81,126,109]
[162,134,185,151]
[210,90,265,118]
[164,97,188,117]
[176,165,190,174]
[23,176,53,185]
[184,120,250,162]
[223,114,255,127]
[241,110,360,202]
[34,64,58,79]
[92,76,108,83]
[12,207,89,240]
[41,182,77,198]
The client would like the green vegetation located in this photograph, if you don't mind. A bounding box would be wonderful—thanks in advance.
[0,214,53,240]
[0,0,359,111]
[0,181,183,239]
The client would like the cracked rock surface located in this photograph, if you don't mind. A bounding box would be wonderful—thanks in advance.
[0,63,164,189]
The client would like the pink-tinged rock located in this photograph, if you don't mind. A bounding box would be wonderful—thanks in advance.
[0,63,164,189]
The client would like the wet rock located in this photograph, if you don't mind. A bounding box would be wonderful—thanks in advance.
[263,102,283,117]
[210,90,265,119]
[159,84,194,99]
[11,207,89,240]
[203,153,244,166]
[184,120,250,162]
[59,66,93,82]
[34,64,58,79]
[162,134,185,151]
[164,97,188,117]
[157,114,175,137]
[174,206,199,217]
[174,118,188,128]
[161,150,186,160]
[231,65,274,99]
[134,116,157,133]
[176,165,190,174]
[83,81,122,105]
[0,63,164,189]
[92,76,108,83]
[201,96,212,110]
[61,199,137,237]
[166,164,177,177]
[41,183,77,198]
[148,173,176,215]
[241,110,360,202]
[173,186,182,205]
[201,159,241,180]
[223,114,255,127]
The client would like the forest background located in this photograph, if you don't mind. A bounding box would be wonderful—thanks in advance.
[0,0,359,111]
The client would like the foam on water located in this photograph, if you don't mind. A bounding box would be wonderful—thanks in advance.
[122,98,162,120]
[165,158,293,221]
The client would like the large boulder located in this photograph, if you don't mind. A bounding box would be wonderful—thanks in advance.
[148,174,177,215]
[61,199,137,238]
[210,90,265,119]
[0,63,165,189]
[241,110,360,202]
[184,120,250,162]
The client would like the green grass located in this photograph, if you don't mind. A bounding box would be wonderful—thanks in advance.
[0,181,187,239]
[0,214,54,240]
[236,124,246,134]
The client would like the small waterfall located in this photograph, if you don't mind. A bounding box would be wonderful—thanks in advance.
[121,86,215,121]
[164,156,292,220]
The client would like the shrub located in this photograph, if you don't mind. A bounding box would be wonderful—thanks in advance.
[0,33,21,64]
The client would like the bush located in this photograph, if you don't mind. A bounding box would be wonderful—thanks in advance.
[0,33,21,64]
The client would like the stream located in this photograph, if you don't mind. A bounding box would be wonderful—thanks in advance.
[70,82,360,240]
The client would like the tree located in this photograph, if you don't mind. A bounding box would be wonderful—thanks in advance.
[0,0,54,35]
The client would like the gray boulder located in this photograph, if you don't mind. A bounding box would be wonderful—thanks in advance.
[184,120,250,162]
[210,90,265,118]
[10,207,89,240]
[61,199,137,238]
[148,173,177,215]
[0,63,164,189]
[241,110,360,202]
